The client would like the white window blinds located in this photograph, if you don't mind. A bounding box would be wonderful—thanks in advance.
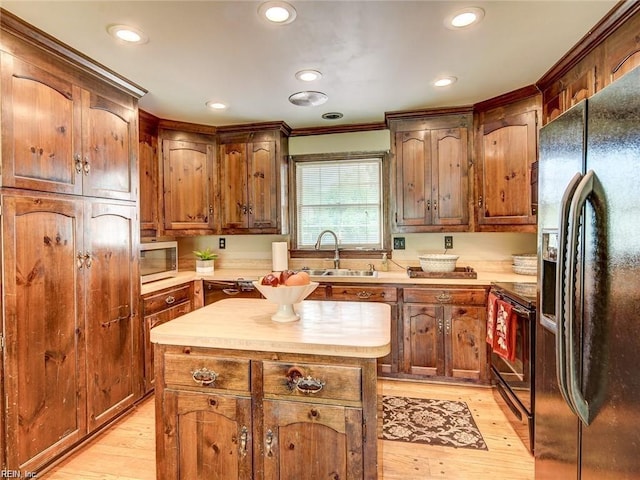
[296,158,382,248]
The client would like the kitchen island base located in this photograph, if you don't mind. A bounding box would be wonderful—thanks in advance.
[151,299,390,480]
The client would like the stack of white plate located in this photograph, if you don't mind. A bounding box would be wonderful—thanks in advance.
[512,253,537,276]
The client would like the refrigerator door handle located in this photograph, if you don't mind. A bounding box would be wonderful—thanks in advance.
[566,169,605,426]
[555,172,583,416]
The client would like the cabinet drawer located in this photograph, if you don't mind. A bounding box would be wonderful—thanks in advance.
[403,287,487,305]
[306,284,329,300]
[330,286,397,302]
[143,284,192,315]
[262,361,362,403]
[164,353,250,392]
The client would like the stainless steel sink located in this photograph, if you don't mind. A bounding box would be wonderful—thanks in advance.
[302,268,378,278]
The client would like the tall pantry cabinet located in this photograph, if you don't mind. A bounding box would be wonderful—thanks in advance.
[0,12,145,473]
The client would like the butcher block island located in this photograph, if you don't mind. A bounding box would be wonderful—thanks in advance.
[150,298,391,480]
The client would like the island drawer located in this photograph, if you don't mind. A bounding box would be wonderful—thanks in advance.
[164,353,250,392]
[330,286,397,302]
[143,284,192,316]
[403,287,487,305]
[262,361,362,403]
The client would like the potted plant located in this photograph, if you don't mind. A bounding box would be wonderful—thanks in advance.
[193,247,218,274]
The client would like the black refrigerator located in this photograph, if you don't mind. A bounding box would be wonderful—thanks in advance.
[535,65,640,479]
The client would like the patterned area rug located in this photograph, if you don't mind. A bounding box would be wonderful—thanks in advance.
[380,395,488,450]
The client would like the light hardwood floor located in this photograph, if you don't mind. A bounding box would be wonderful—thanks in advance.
[40,379,533,480]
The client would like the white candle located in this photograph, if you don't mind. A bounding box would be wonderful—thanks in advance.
[272,242,288,272]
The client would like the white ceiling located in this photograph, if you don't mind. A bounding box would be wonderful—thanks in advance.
[1,1,617,129]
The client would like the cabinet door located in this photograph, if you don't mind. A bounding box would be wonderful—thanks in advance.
[82,91,137,200]
[84,201,139,431]
[478,110,537,226]
[163,139,215,231]
[0,54,82,195]
[444,305,488,381]
[263,399,363,480]
[220,143,249,230]
[143,302,192,393]
[431,127,469,226]
[1,193,86,472]
[403,304,444,376]
[162,390,253,480]
[248,140,278,229]
[394,130,430,227]
[139,118,159,231]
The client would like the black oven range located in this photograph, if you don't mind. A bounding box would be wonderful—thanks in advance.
[490,281,536,453]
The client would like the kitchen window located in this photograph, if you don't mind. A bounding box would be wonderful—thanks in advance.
[290,151,390,256]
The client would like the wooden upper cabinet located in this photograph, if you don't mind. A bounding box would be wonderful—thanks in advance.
[1,53,82,195]
[139,111,160,233]
[0,53,137,201]
[390,112,471,233]
[476,100,539,231]
[82,91,137,201]
[218,126,289,234]
[162,136,217,232]
[604,11,640,85]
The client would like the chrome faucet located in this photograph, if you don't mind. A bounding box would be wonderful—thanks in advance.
[314,230,340,269]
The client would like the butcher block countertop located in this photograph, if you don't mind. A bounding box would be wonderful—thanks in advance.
[150,298,391,358]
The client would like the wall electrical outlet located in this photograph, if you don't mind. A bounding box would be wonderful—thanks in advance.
[393,237,405,250]
[219,238,226,249]
[444,235,453,250]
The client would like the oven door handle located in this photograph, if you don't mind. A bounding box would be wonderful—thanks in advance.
[556,172,582,418]
[511,306,532,319]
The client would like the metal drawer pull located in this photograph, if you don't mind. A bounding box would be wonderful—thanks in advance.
[294,375,325,394]
[436,292,452,303]
[239,426,248,457]
[165,296,176,305]
[357,291,373,299]
[192,367,218,386]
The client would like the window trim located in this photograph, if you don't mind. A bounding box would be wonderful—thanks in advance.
[289,150,391,259]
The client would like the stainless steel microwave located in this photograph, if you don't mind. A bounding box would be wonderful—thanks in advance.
[140,241,178,283]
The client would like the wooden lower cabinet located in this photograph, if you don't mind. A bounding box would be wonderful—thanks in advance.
[402,287,489,383]
[162,390,253,479]
[142,283,194,393]
[155,346,376,480]
[263,400,363,480]
[1,191,140,473]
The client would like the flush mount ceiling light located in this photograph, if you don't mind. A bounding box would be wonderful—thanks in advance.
[258,1,297,25]
[205,101,228,111]
[445,7,485,29]
[322,112,343,120]
[434,76,457,87]
[107,24,148,44]
[295,70,322,82]
[289,91,328,107]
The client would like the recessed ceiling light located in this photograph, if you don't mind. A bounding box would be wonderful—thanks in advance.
[445,7,485,29]
[295,70,322,82]
[205,101,228,110]
[434,76,457,87]
[288,91,328,107]
[107,24,148,44]
[322,112,343,120]
[258,2,297,25]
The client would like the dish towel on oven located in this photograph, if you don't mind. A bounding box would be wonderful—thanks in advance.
[486,292,499,347]
[494,299,517,361]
